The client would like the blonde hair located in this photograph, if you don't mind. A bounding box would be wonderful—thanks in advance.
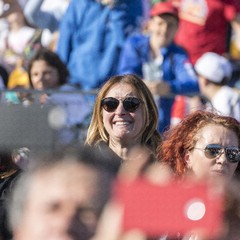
[85,74,161,152]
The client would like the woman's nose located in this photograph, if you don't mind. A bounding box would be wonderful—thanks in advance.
[115,102,126,114]
[215,150,228,164]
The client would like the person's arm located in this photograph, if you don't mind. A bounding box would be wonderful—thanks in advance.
[56,0,82,65]
[97,3,128,83]
[23,0,60,32]
[169,50,199,95]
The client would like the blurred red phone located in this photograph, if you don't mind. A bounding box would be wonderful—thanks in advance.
[114,178,224,238]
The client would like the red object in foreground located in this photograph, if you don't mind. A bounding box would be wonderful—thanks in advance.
[114,178,224,238]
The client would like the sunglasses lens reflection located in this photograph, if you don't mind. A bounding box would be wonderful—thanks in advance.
[205,144,240,163]
[226,148,240,163]
[205,145,222,159]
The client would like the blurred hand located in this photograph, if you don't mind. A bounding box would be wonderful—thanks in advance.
[144,80,171,96]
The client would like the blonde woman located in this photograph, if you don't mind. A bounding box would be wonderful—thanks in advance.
[86,74,162,161]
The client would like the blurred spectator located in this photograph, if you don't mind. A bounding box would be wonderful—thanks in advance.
[0,0,41,74]
[169,0,240,126]
[0,150,21,240]
[8,145,119,240]
[56,0,143,93]
[26,48,91,145]
[118,2,199,133]
[195,52,240,121]
[23,0,70,50]
[4,47,92,145]
[171,0,240,65]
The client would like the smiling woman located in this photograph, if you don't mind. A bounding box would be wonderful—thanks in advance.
[85,74,162,161]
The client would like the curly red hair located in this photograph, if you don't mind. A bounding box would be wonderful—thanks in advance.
[156,110,240,177]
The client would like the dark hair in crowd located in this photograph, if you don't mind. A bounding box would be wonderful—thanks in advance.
[28,47,69,86]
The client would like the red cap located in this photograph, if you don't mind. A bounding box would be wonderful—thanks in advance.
[150,2,178,18]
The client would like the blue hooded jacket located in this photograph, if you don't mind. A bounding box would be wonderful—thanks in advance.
[118,33,200,132]
[57,0,143,90]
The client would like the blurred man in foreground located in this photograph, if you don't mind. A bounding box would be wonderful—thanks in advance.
[7,146,120,240]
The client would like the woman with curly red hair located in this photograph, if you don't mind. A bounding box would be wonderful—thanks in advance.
[157,110,240,181]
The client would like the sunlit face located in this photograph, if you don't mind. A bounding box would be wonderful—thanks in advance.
[30,60,59,90]
[186,124,239,181]
[15,163,101,240]
[148,14,178,47]
[102,83,146,146]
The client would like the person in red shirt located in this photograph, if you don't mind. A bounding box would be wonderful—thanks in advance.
[169,0,240,128]
[170,0,240,64]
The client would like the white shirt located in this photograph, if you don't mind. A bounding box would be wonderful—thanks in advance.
[209,86,240,121]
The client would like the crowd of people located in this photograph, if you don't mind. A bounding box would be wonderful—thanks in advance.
[0,0,239,239]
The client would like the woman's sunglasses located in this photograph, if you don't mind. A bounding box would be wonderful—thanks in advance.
[101,97,142,113]
[194,144,240,163]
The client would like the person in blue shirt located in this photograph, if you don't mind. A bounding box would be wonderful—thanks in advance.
[56,0,143,91]
[118,1,199,133]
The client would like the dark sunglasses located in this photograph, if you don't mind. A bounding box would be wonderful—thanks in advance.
[101,97,142,113]
[194,144,240,163]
